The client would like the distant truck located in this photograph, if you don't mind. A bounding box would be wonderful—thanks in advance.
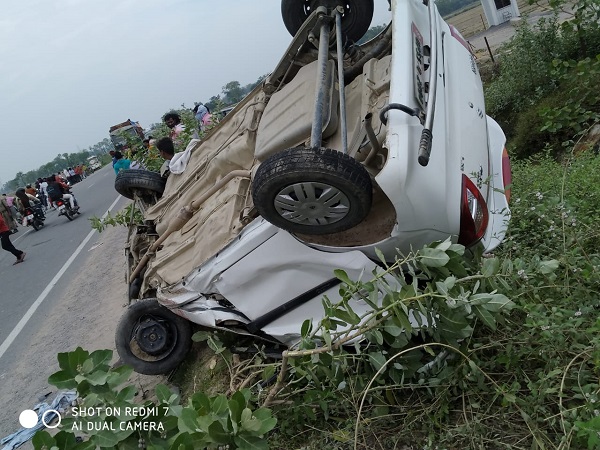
[87,155,102,172]
[109,119,145,152]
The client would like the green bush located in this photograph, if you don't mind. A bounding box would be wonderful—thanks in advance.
[510,57,600,158]
[34,348,277,450]
[485,0,600,143]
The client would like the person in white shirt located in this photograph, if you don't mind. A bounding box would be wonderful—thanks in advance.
[39,179,50,210]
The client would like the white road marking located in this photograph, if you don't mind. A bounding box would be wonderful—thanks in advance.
[0,195,122,361]
[12,229,31,243]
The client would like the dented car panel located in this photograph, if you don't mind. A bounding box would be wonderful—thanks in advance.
[115,0,511,374]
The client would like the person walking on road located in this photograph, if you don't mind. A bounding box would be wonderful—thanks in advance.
[1,194,18,233]
[0,214,26,265]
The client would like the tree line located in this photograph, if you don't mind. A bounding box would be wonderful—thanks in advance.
[0,76,266,193]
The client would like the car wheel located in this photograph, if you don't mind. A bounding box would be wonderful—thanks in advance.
[281,0,374,43]
[252,147,372,235]
[114,170,166,201]
[115,298,192,375]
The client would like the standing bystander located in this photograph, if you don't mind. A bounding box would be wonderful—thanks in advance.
[156,137,175,178]
[113,151,131,175]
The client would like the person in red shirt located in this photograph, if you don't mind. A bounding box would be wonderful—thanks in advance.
[0,214,26,265]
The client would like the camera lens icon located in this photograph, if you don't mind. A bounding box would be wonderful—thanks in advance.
[19,409,62,429]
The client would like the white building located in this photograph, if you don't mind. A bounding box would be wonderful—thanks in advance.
[481,0,520,26]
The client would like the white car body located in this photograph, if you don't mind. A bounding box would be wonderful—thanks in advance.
[119,0,511,360]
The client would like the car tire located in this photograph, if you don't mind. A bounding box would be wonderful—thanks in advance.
[114,170,166,201]
[281,0,374,43]
[252,147,372,235]
[115,298,192,375]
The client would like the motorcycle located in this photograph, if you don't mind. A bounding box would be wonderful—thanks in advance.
[22,203,46,231]
[55,197,80,221]
[115,0,512,375]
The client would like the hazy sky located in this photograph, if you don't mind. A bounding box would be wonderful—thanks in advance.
[0,0,391,184]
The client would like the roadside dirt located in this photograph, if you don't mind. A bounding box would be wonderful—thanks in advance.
[0,221,167,445]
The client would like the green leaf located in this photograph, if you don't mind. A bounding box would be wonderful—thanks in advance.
[241,408,263,432]
[68,347,90,374]
[191,331,210,342]
[374,247,387,264]
[438,310,471,338]
[88,349,112,370]
[169,432,209,450]
[52,430,80,449]
[84,370,109,386]
[482,257,500,277]
[368,351,387,372]
[234,434,269,450]
[435,281,449,296]
[253,408,277,435]
[473,304,497,330]
[393,310,413,334]
[212,395,229,416]
[369,329,384,345]
[81,358,94,374]
[434,238,453,251]
[300,319,312,338]
[92,426,134,448]
[106,365,133,389]
[32,430,56,449]
[48,370,77,390]
[383,323,403,337]
[116,385,137,402]
[538,259,560,274]
[178,408,201,433]
[420,248,451,267]
[334,269,352,285]
[485,293,514,312]
[57,351,74,374]
[156,384,173,404]
[448,244,465,255]
[229,399,243,433]
[469,293,514,312]
[208,420,231,444]
[191,392,211,414]
[332,307,360,325]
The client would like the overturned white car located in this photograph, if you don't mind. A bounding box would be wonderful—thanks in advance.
[114,0,511,374]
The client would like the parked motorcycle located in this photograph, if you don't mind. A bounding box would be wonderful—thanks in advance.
[22,203,46,231]
[55,197,80,221]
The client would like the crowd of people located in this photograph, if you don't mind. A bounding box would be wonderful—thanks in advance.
[112,106,209,177]
[1,173,79,266]
[3,102,215,266]
[62,165,88,184]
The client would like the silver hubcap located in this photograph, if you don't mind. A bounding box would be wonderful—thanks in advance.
[274,182,350,225]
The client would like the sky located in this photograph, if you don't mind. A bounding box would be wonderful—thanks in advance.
[0,0,392,185]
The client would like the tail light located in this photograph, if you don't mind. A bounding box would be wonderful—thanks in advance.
[502,147,512,203]
[449,25,473,55]
[458,175,489,247]
[56,200,64,206]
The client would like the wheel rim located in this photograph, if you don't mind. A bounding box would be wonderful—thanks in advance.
[130,315,177,360]
[274,182,350,225]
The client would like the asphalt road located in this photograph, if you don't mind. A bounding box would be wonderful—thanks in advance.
[0,164,129,436]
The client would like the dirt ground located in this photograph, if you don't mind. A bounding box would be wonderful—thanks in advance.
[445,0,571,61]
[0,222,168,446]
[446,0,554,38]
